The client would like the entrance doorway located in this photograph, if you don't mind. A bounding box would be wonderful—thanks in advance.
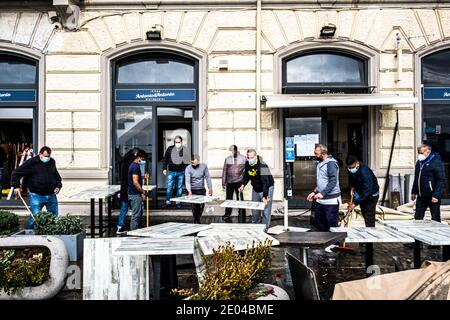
[284,106,367,208]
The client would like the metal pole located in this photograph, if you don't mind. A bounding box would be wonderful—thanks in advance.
[146,176,149,227]
[284,198,289,231]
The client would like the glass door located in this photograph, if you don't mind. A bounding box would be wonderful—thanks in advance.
[114,105,154,185]
[284,108,323,208]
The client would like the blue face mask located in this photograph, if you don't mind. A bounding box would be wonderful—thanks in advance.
[347,167,358,174]
[139,160,146,166]
[41,156,50,163]
[248,158,257,165]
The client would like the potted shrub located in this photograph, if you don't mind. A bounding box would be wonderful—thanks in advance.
[0,210,19,237]
[14,212,85,262]
[173,240,289,300]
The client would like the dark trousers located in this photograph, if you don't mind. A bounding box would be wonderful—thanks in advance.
[415,196,441,222]
[224,182,242,217]
[359,196,378,227]
[315,202,339,231]
[191,188,206,224]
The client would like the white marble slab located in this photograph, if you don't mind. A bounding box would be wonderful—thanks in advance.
[380,220,449,229]
[267,225,310,235]
[380,220,450,245]
[127,222,212,238]
[83,238,149,300]
[197,223,266,237]
[144,185,157,191]
[170,195,220,204]
[114,237,195,256]
[220,200,266,211]
[330,227,414,243]
[70,185,121,200]
[197,230,280,255]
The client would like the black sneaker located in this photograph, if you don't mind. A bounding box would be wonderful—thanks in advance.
[222,216,232,223]
[176,204,182,209]
[116,226,127,235]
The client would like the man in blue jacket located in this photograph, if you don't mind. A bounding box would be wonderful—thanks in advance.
[346,155,380,227]
[411,144,445,222]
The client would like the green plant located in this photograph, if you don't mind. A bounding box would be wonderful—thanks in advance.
[54,214,84,235]
[0,211,19,236]
[34,212,84,235]
[0,248,50,295]
[34,212,58,235]
[173,240,272,300]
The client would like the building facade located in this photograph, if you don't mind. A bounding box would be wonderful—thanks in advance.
[1,0,450,211]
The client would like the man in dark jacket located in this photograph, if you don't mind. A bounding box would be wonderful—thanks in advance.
[11,146,62,228]
[411,144,446,222]
[0,145,6,199]
[116,147,139,234]
[162,136,190,208]
[221,145,246,222]
[239,149,274,231]
[346,155,380,227]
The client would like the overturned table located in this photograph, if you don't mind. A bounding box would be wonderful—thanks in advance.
[379,220,450,268]
[220,200,266,223]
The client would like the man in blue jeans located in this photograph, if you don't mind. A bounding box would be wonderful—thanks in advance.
[128,149,149,230]
[162,136,189,208]
[0,145,5,199]
[11,146,62,228]
[116,147,139,235]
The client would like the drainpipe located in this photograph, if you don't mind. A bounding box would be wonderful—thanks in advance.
[256,0,262,153]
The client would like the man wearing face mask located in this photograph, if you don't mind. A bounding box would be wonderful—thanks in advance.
[185,154,213,224]
[238,149,274,231]
[307,144,341,232]
[128,149,149,230]
[163,136,190,209]
[411,144,445,222]
[221,145,246,222]
[346,155,379,227]
[11,146,62,228]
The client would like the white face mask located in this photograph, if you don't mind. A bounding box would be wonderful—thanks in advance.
[175,142,182,148]
[418,153,427,161]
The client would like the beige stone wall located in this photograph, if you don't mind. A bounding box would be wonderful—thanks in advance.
[2,6,450,203]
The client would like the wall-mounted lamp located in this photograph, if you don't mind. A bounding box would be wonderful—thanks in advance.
[146,24,163,40]
[319,23,336,38]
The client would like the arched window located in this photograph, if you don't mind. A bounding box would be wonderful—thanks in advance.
[282,51,368,93]
[116,53,195,85]
[0,54,37,85]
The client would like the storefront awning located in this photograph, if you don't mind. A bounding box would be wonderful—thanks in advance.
[262,94,418,108]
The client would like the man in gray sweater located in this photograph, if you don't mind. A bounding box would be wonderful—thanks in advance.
[307,144,341,231]
[185,154,213,224]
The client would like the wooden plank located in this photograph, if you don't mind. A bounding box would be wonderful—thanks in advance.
[83,238,149,300]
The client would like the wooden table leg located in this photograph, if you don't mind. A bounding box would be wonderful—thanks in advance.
[98,198,103,238]
[151,255,162,300]
[90,198,95,238]
[414,240,422,269]
[365,243,374,277]
[443,245,450,262]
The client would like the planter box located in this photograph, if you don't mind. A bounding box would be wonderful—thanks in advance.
[13,230,84,262]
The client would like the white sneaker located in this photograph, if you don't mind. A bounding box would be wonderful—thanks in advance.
[116,226,127,235]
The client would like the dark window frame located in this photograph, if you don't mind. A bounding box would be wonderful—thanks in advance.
[282,50,369,94]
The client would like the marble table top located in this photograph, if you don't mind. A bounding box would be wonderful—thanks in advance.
[220,200,266,211]
[114,237,195,256]
[70,185,121,200]
[143,185,157,191]
[126,222,212,238]
[196,223,266,237]
[197,230,280,255]
[330,227,414,243]
[275,231,347,247]
[380,220,450,245]
[170,195,220,204]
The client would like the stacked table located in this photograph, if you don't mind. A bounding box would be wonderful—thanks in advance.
[379,220,450,268]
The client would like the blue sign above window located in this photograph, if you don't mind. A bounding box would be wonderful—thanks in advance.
[0,89,36,103]
[115,89,196,103]
[423,87,450,101]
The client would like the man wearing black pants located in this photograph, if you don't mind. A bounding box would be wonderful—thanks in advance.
[346,155,380,227]
[185,155,213,224]
[411,144,445,222]
[221,145,246,222]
